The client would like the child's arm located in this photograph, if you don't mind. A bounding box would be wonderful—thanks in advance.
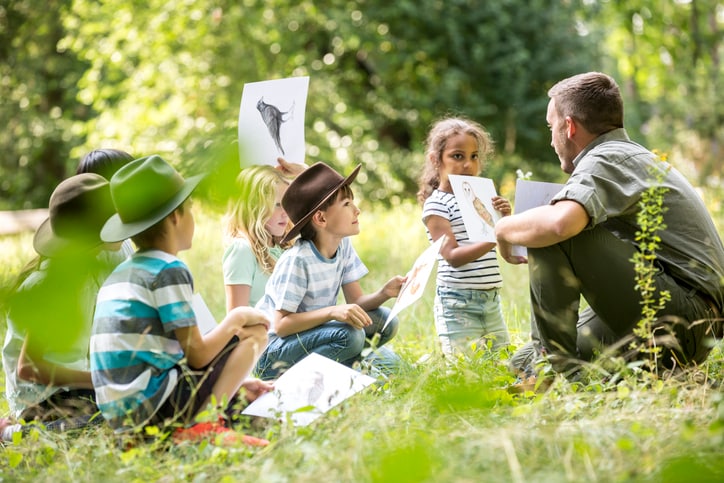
[17,336,93,389]
[225,284,252,311]
[175,306,270,369]
[274,303,372,338]
[425,214,496,268]
[342,278,405,312]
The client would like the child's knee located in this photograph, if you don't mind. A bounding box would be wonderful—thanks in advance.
[346,327,366,354]
[239,325,268,350]
[383,317,400,339]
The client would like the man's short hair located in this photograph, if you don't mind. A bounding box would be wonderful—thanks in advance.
[548,72,624,135]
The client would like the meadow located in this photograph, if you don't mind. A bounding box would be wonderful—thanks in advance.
[1,198,723,482]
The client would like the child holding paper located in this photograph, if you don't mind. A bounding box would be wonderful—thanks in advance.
[417,117,512,357]
[254,162,406,380]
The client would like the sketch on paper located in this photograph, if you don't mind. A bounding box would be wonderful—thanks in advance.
[238,76,309,167]
[242,353,376,426]
[256,97,295,155]
[448,175,501,243]
[462,180,495,229]
[382,237,442,331]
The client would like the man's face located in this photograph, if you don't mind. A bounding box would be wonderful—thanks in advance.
[546,99,577,174]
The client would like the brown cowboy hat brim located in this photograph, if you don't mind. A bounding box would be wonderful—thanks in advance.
[281,163,361,244]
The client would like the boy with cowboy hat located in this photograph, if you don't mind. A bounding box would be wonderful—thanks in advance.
[89,155,271,444]
[254,161,406,380]
[2,173,126,440]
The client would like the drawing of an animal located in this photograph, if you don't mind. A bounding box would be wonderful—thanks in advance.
[257,97,295,155]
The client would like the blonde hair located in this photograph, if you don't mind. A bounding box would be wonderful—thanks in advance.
[416,117,494,203]
[223,165,291,274]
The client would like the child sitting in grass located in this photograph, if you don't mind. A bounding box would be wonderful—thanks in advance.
[254,162,406,380]
[90,155,271,445]
[1,173,124,441]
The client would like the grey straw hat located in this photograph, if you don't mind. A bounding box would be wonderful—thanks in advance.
[101,154,204,242]
[33,173,115,257]
[280,162,361,244]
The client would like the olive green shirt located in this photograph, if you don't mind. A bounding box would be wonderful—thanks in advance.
[551,128,724,309]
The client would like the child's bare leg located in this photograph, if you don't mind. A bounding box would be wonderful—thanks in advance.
[204,325,268,409]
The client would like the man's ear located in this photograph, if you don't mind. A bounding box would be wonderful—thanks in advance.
[565,116,577,139]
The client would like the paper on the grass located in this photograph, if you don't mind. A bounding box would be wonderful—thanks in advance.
[448,175,501,243]
[238,76,309,167]
[192,293,218,335]
[242,353,376,426]
[382,237,443,332]
[510,179,565,257]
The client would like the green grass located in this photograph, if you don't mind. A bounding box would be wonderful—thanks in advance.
[1,201,723,482]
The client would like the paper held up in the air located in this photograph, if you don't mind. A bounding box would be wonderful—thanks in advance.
[510,179,565,257]
[448,175,501,243]
[382,237,443,332]
[191,293,218,335]
[242,353,376,426]
[238,76,309,167]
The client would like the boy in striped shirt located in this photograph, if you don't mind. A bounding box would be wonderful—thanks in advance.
[90,155,270,442]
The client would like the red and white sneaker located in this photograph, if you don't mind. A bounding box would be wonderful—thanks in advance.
[172,421,269,447]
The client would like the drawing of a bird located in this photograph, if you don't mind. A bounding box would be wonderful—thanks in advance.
[472,197,495,227]
[463,181,495,228]
[257,97,295,155]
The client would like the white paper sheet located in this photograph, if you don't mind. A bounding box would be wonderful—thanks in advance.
[242,353,376,426]
[238,76,309,167]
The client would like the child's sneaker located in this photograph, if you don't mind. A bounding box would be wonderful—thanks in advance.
[172,421,269,447]
[507,364,553,394]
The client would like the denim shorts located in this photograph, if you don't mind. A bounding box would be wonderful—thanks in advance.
[434,286,510,356]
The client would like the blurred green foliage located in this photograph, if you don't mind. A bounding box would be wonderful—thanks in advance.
[1,0,721,209]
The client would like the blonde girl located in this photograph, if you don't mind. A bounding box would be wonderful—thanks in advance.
[223,165,293,310]
[417,117,511,357]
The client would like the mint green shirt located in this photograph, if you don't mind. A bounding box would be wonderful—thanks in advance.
[222,237,283,307]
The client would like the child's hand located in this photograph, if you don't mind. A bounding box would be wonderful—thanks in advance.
[491,196,512,216]
[241,377,274,403]
[382,275,407,298]
[332,304,372,329]
[227,306,271,331]
[275,157,307,177]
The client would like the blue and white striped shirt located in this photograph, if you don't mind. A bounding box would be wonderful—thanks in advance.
[256,238,368,333]
[422,189,503,290]
[90,249,196,432]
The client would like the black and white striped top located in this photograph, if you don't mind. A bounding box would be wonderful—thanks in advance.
[422,189,503,290]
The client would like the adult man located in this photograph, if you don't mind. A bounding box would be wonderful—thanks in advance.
[495,72,724,377]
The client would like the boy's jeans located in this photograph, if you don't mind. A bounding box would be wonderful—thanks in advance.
[256,307,400,380]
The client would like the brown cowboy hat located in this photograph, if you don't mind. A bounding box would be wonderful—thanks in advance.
[33,173,115,257]
[101,154,204,242]
[281,162,361,244]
